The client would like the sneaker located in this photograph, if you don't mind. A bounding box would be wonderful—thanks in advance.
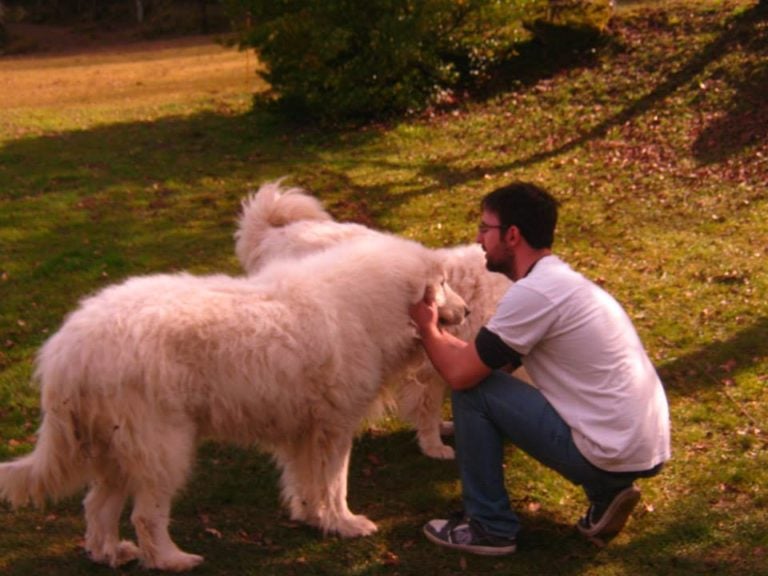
[577,485,641,541]
[423,513,517,556]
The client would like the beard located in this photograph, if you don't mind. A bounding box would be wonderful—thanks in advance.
[485,247,516,278]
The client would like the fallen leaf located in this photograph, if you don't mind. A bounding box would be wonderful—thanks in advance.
[527,501,542,513]
[720,359,738,372]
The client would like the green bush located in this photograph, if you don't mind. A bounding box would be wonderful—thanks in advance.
[226,0,537,122]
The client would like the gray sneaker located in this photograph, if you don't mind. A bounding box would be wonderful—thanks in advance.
[577,485,641,542]
[423,513,517,556]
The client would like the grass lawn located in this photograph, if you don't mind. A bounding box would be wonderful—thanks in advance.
[1,1,767,574]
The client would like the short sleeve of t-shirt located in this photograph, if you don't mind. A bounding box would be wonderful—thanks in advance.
[485,285,560,355]
[475,327,523,370]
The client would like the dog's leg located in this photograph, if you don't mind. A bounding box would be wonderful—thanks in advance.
[280,429,376,538]
[316,432,377,538]
[128,422,202,572]
[396,369,455,459]
[84,476,140,567]
[131,487,203,572]
[273,445,320,526]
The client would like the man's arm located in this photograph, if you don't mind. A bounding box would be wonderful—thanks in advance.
[409,298,492,390]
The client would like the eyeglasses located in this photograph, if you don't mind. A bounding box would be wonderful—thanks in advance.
[477,222,505,234]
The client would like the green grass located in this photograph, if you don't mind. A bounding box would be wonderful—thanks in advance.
[1,1,767,574]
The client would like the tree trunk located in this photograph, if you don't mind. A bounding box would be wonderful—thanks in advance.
[199,0,208,33]
[136,0,145,23]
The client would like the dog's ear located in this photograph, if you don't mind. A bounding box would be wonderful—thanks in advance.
[410,258,444,305]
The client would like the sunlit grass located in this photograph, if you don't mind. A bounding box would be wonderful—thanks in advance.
[1,1,767,574]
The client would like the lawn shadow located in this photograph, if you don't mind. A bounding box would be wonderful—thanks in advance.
[2,395,759,575]
[362,2,768,211]
[658,315,768,396]
[611,495,768,576]
[493,2,768,172]
[0,107,387,318]
[0,107,375,203]
[692,4,768,164]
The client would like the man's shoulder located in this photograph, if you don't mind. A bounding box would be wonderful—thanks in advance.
[520,255,584,289]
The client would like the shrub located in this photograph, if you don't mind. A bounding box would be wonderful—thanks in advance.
[226,0,537,122]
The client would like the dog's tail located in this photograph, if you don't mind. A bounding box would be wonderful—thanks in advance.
[0,412,89,508]
[0,342,91,508]
[235,179,331,274]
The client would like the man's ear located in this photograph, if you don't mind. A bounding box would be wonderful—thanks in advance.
[504,225,521,246]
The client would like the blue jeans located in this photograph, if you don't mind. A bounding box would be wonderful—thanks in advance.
[452,371,648,538]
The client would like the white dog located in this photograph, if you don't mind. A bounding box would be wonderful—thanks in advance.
[0,235,467,572]
[235,181,513,459]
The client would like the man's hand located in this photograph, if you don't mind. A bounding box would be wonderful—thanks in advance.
[408,288,491,390]
[409,290,439,335]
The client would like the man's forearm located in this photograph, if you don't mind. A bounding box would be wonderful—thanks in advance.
[418,325,488,390]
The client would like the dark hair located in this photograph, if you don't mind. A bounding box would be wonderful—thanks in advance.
[481,182,558,249]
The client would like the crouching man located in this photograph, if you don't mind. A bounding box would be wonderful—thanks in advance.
[409,182,671,555]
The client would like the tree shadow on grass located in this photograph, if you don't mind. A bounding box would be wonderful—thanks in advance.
[612,492,768,576]
[382,1,768,200]
[692,33,768,164]
[490,2,768,173]
[1,423,760,575]
[0,108,386,345]
[0,108,349,203]
[657,315,768,395]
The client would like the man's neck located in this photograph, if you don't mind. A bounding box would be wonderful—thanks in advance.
[515,249,552,280]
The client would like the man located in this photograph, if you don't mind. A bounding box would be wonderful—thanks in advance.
[409,182,671,555]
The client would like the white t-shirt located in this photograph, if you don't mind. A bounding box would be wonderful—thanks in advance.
[485,255,671,472]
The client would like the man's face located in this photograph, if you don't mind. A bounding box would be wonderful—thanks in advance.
[476,210,514,276]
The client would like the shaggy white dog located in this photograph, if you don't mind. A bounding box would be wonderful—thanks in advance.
[235,181,513,459]
[0,235,467,572]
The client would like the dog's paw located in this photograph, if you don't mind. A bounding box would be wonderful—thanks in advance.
[114,540,142,566]
[420,442,455,460]
[419,425,456,459]
[86,539,141,568]
[334,514,378,538]
[146,551,204,572]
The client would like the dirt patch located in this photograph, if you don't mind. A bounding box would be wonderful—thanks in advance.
[0,20,261,112]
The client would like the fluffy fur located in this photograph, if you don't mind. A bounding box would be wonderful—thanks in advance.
[235,181,513,459]
[0,236,467,572]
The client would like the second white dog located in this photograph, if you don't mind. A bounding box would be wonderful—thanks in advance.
[235,181,513,459]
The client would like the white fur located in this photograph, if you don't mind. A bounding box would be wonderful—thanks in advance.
[235,181,513,459]
[0,236,467,571]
